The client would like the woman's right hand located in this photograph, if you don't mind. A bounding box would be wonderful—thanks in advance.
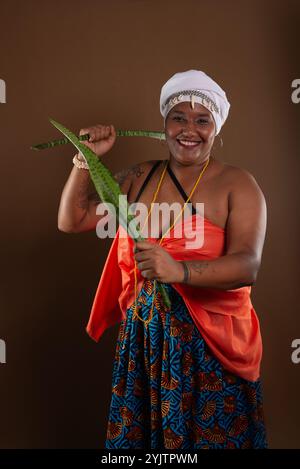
[78,124,116,157]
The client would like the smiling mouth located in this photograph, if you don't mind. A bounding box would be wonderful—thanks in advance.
[177,139,202,149]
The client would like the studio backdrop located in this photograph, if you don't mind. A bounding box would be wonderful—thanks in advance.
[0,0,299,449]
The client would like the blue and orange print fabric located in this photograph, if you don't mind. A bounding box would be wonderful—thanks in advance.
[105,281,268,450]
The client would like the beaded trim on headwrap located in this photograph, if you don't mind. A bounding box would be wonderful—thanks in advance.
[162,89,220,115]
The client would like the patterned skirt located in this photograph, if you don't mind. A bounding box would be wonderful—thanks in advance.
[104,281,268,449]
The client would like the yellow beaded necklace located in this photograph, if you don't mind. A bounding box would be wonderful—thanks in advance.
[132,157,210,326]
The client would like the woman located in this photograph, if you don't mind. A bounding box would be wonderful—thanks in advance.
[58,70,268,449]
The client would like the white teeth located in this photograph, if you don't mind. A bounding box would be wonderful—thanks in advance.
[179,140,200,146]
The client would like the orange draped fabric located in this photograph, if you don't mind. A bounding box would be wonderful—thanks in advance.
[86,214,263,382]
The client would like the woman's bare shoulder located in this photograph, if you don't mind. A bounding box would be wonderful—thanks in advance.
[211,161,265,209]
[213,159,261,185]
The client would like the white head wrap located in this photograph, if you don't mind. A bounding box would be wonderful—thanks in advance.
[159,70,230,135]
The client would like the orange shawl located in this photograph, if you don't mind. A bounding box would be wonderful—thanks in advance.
[86,214,262,382]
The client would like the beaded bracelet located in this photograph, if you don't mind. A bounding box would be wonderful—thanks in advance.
[72,153,89,170]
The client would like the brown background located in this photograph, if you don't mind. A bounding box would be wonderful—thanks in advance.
[0,0,299,449]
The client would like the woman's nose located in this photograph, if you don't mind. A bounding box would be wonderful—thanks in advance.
[181,121,199,136]
[183,119,197,129]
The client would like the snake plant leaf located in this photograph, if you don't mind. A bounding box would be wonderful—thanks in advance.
[49,118,171,309]
[31,129,166,151]
[49,118,132,237]
[157,283,171,308]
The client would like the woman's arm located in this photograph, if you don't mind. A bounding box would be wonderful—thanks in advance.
[58,123,118,233]
[178,167,267,289]
[57,123,147,234]
[57,162,134,233]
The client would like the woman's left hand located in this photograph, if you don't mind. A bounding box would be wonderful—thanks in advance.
[134,240,183,283]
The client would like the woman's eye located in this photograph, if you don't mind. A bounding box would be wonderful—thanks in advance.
[172,116,208,124]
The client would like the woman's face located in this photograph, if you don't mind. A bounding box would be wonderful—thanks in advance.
[164,101,216,165]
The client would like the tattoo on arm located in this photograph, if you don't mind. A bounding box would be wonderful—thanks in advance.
[76,178,90,210]
[87,190,101,205]
[188,261,210,276]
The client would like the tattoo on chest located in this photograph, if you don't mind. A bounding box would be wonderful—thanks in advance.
[115,164,145,185]
[81,164,145,208]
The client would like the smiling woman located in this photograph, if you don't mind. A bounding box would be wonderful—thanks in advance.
[171,110,211,148]
[100,71,267,449]
[164,102,216,165]
[58,69,268,450]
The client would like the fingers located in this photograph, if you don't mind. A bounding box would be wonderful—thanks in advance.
[135,240,156,251]
[89,125,111,143]
[135,259,156,279]
[135,250,160,280]
[110,124,116,137]
[134,250,153,262]
[136,259,152,271]
[134,250,146,263]
[140,269,154,279]
[79,124,114,143]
